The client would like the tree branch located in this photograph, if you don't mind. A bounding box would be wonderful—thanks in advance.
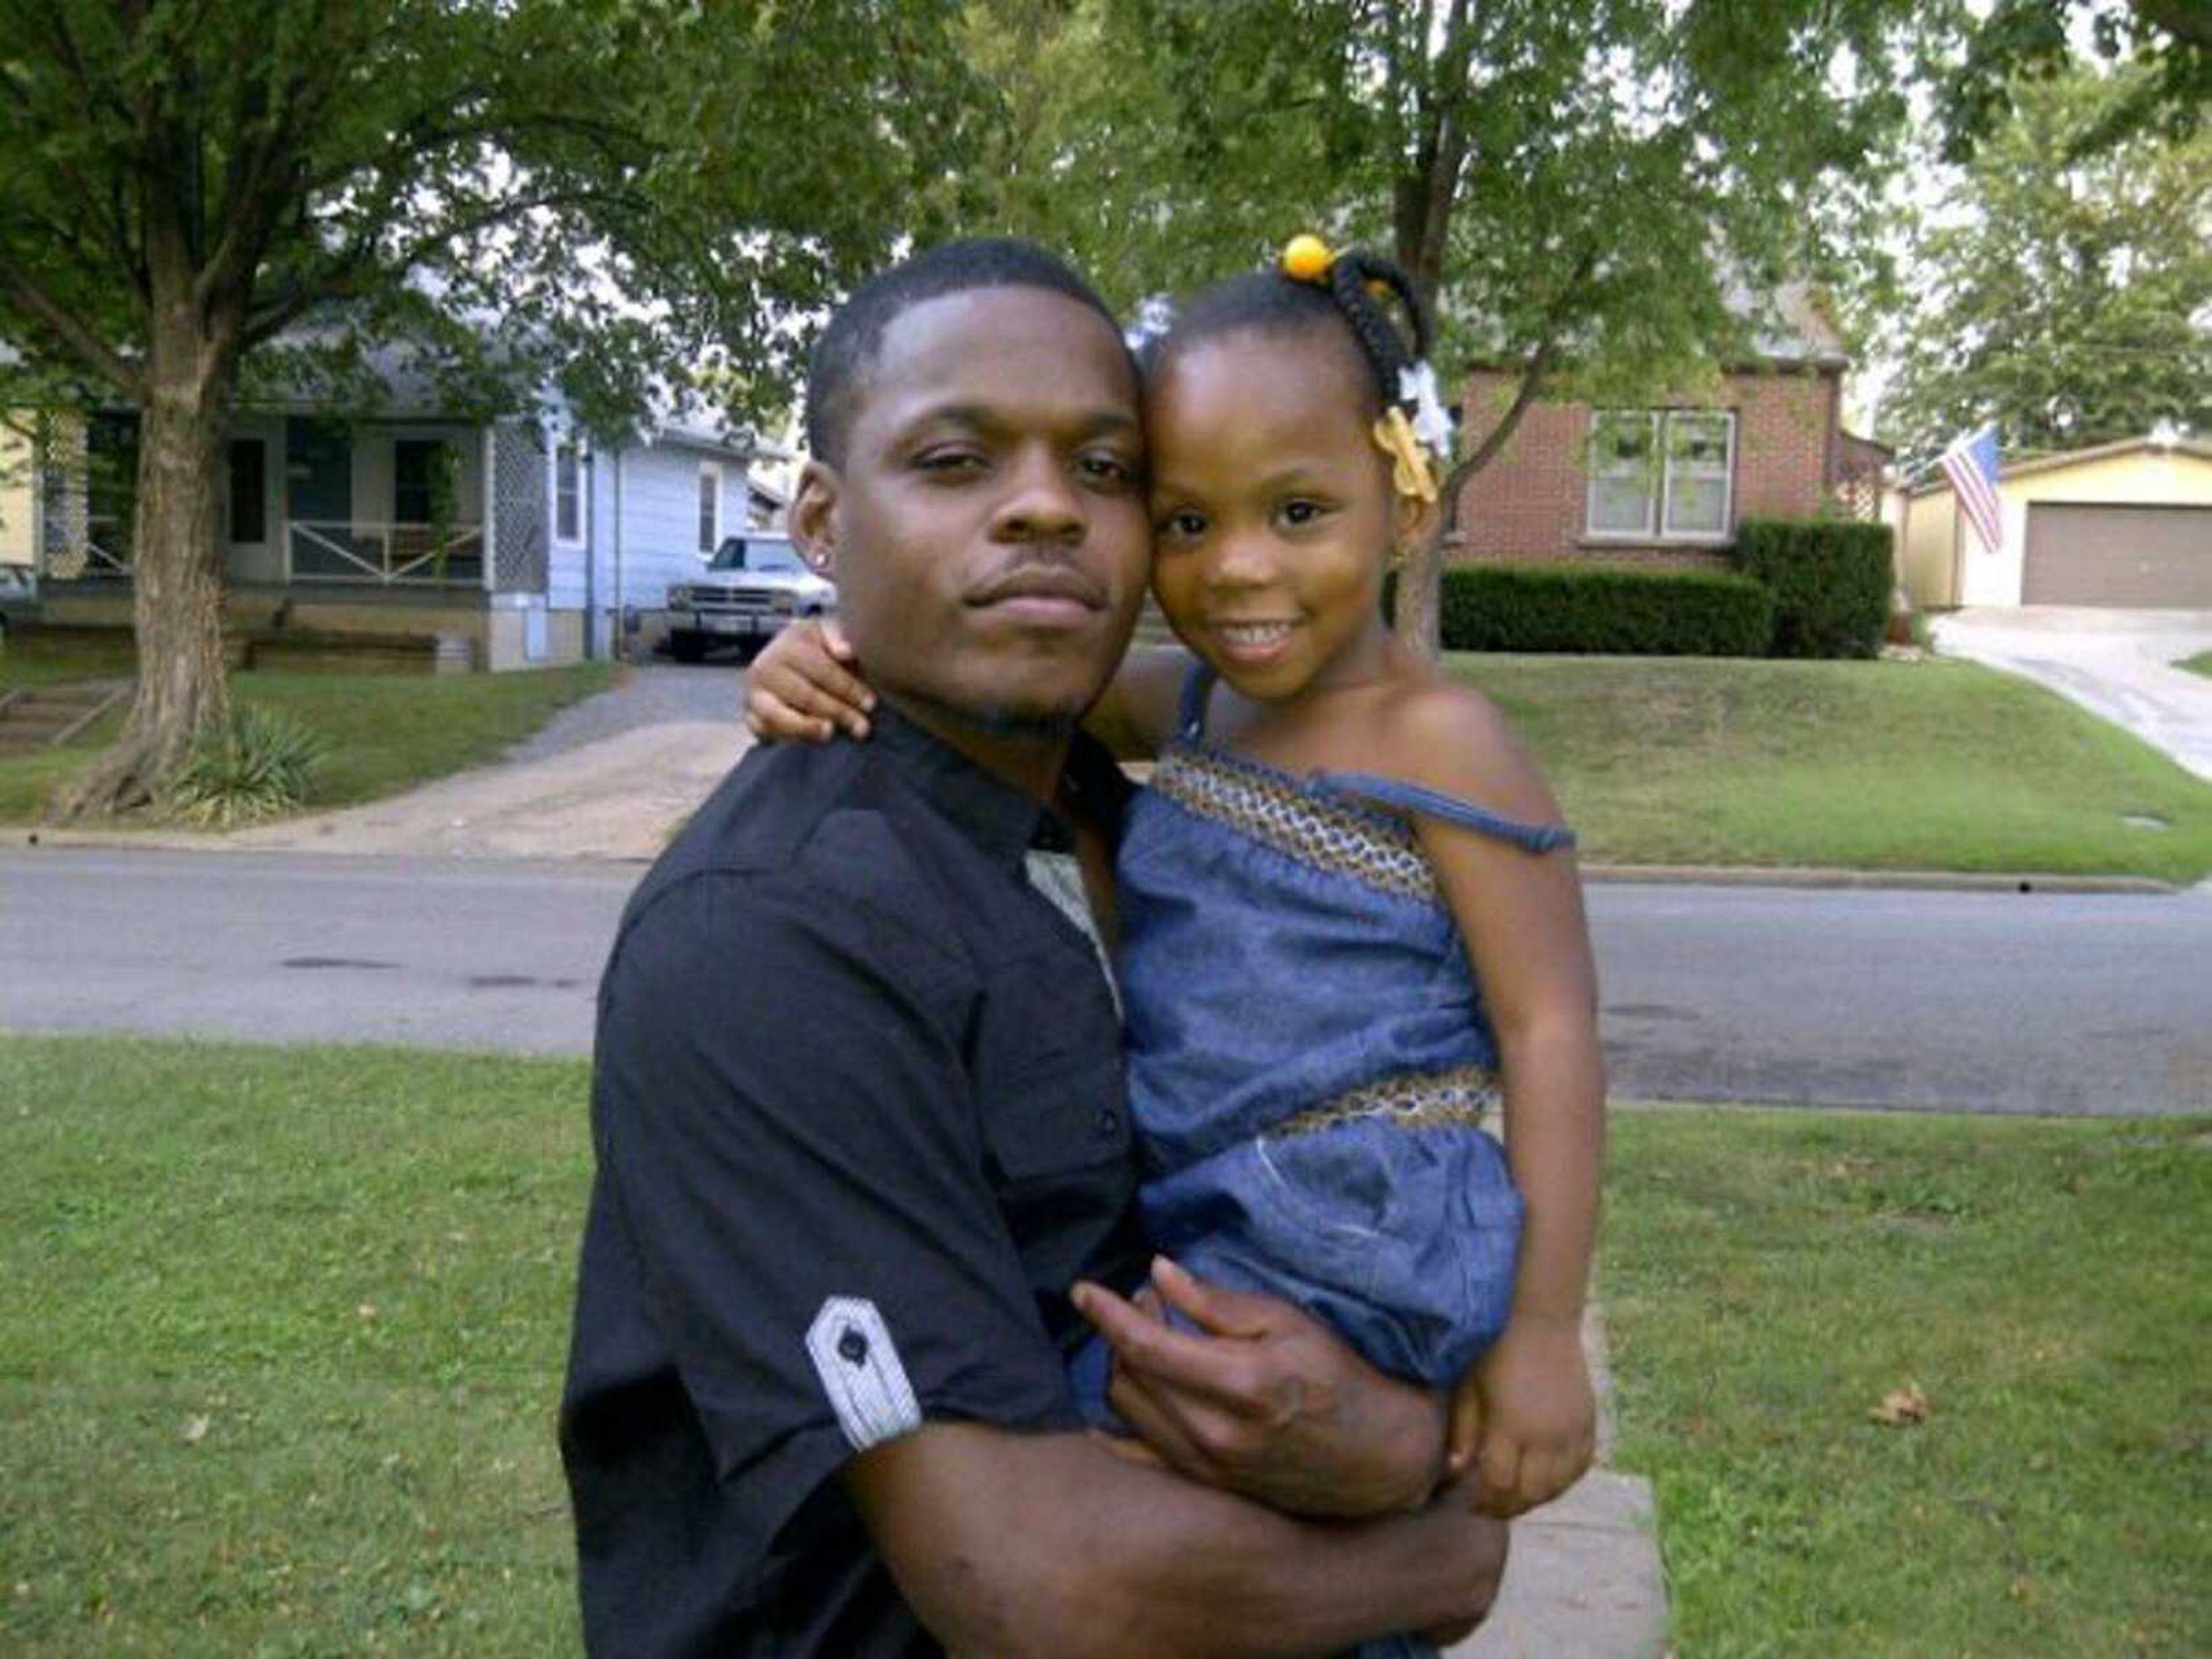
[0,250,144,396]
[1443,245,1599,526]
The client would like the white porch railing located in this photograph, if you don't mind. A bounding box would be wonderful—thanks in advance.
[70,516,134,579]
[288,520,486,587]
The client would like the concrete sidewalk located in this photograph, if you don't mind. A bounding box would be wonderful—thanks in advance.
[1455,1306,1669,1657]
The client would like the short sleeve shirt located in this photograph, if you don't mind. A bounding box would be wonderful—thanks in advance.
[559,708,1145,1657]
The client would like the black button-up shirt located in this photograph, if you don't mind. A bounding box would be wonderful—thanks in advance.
[561,708,1145,1657]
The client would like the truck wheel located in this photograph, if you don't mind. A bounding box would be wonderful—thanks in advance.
[669,631,707,664]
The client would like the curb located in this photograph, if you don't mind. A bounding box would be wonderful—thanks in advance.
[1580,862,2176,895]
[1454,1305,1669,1658]
[8,828,2188,896]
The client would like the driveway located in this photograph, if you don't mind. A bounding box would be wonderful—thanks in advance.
[225,661,754,861]
[1931,607,2212,782]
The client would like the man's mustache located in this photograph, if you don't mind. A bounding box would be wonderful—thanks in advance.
[964,559,1108,611]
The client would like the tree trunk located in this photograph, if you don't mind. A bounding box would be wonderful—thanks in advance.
[52,339,235,821]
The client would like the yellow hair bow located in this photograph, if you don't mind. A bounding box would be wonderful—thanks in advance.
[1373,407,1438,504]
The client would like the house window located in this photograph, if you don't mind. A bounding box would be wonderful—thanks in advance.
[394,440,445,525]
[1586,410,1736,540]
[227,440,266,544]
[555,442,582,542]
[697,464,722,555]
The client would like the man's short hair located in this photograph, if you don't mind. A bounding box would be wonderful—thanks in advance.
[804,238,1125,467]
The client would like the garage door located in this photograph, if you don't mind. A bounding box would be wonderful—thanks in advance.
[2022,503,2212,607]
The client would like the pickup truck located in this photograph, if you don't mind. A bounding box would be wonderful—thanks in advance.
[664,534,836,663]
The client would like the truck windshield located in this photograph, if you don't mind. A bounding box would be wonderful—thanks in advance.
[707,537,804,574]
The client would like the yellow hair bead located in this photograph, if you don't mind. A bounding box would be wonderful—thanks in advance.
[1281,234,1334,283]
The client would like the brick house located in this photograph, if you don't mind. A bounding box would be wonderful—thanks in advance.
[1449,288,1887,573]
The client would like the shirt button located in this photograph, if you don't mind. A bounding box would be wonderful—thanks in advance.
[837,1328,870,1365]
[1096,1108,1119,1137]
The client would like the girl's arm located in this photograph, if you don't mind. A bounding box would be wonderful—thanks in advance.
[744,618,1196,762]
[1387,682,1606,1517]
[1080,643,1195,761]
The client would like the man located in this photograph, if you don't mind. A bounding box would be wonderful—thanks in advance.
[560,239,1505,1656]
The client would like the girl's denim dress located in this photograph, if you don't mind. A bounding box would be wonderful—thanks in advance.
[1084,666,1573,1659]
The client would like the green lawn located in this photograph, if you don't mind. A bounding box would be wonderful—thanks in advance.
[0,637,613,824]
[1452,654,2212,882]
[6,1037,2207,1655]
[0,1036,593,1656]
[1604,1107,2211,1657]
[2177,652,2211,680]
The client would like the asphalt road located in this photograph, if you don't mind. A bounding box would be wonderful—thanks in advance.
[2,846,2207,1115]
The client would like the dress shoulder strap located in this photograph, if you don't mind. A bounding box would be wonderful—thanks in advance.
[1175,661,1219,740]
[1315,770,1577,854]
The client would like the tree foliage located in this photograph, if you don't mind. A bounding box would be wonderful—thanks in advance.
[1934,0,2211,162]
[951,0,1927,652]
[1883,62,2211,468]
[0,0,976,815]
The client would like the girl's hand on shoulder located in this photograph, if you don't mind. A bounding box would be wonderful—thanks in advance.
[743,617,877,744]
[1453,1313,1596,1518]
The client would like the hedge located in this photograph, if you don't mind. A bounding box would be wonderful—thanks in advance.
[1434,564,1775,657]
[1732,517,1894,660]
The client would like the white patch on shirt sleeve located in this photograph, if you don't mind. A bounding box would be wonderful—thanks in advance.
[805,1297,922,1452]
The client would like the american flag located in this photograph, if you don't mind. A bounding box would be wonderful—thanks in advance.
[1939,424,2003,554]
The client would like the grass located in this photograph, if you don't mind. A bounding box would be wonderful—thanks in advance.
[1450,653,2212,882]
[2177,652,2211,680]
[7,1037,2208,1655]
[0,637,613,825]
[0,1035,593,1656]
[1603,1107,2212,1657]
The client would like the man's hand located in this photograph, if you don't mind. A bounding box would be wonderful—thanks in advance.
[1457,1313,1596,1518]
[743,616,876,744]
[1071,1256,1447,1518]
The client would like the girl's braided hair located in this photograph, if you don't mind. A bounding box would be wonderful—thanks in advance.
[1140,241,1437,435]
[1321,247,1435,422]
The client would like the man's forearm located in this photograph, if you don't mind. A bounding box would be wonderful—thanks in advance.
[847,1422,1503,1658]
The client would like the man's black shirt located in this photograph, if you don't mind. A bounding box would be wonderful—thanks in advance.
[560,709,1145,1657]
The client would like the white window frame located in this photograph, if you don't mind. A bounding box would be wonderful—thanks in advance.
[554,441,584,546]
[697,462,722,556]
[1585,409,1737,543]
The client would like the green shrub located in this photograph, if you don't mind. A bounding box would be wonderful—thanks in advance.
[1732,517,1893,660]
[166,703,328,826]
[1435,565,1775,656]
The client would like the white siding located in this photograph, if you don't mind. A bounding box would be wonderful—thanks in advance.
[611,438,743,609]
[1,421,36,570]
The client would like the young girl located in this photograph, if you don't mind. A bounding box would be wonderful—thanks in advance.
[751,240,1605,1598]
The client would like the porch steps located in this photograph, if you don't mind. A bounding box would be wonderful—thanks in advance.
[243,630,474,675]
[13,618,469,675]
[0,679,131,755]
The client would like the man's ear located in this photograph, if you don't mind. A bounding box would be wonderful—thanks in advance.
[790,459,842,578]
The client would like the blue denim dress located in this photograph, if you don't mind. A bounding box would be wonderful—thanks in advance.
[1085,666,1574,1658]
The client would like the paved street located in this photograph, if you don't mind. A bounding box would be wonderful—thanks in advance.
[3,846,2206,1113]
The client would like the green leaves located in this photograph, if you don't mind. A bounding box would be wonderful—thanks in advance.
[0,0,984,434]
[1882,62,2211,467]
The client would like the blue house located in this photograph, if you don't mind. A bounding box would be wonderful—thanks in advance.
[31,365,786,671]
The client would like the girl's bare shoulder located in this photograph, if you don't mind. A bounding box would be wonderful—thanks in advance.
[1363,672,1563,826]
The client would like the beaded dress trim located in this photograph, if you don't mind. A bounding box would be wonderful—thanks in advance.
[1148,744,1444,904]
[1270,1065,1502,1138]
